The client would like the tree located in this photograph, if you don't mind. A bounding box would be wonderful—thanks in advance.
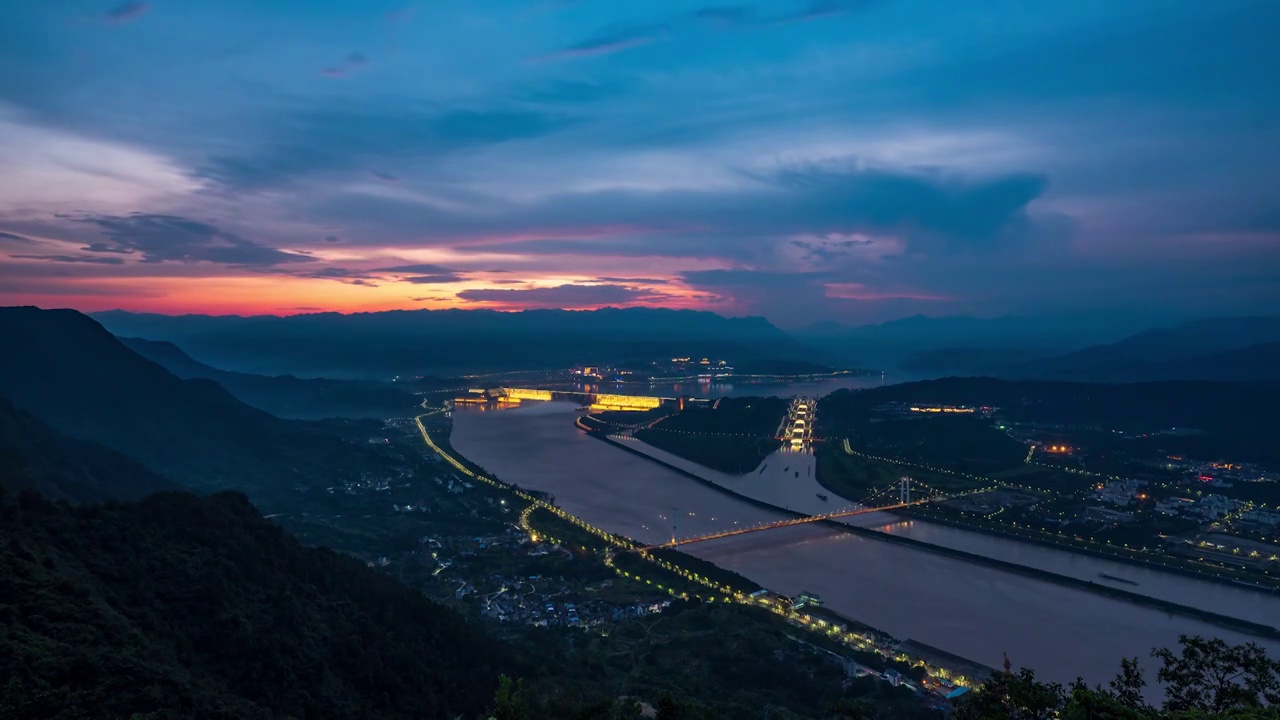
[656,693,678,720]
[953,667,1064,720]
[1110,657,1149,712]
[1154,636,1280,714]
[488,675,529,720]
[1061,679,1151,720]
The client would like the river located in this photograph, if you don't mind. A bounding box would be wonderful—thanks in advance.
[450,401,1280,687]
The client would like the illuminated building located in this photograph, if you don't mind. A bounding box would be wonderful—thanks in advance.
[908,405,975,414]
[590,393,663,412]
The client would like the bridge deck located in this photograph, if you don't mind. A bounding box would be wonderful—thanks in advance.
[638,498,934,551]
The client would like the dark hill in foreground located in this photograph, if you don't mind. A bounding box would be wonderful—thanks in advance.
[0,307,387,499]
[0,401,507,719]
[0,486,509,719]
[0,395,176,503]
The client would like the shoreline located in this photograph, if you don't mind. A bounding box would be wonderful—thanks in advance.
[889,506,1280,594]
[584,426,1280,642]
[828,445,1279,594]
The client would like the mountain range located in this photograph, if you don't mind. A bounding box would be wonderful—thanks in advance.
[0,307,389,502]
[47,304,1280,387]
[94,307,805,378]
[801,314,1280,382]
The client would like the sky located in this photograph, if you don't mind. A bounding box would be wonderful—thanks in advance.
[0,0,1277,327]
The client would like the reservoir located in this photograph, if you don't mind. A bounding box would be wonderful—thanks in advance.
[451,401,1280,687]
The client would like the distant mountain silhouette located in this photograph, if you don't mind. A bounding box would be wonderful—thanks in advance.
[119,336,419,419]
[93,307,805,378]
[1018,317,1280,381]
[793,313,1137,371]
[0,395,177,503]
[0,307,384,498]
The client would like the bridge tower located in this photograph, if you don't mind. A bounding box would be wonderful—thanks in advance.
[671,508,678,547]
[899,477,911,504]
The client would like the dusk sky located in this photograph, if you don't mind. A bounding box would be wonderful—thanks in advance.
[1,0,1277,327]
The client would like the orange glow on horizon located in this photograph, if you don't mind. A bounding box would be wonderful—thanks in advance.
[0,271,711,316]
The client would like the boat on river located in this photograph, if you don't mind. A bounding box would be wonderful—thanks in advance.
[1099,572,1139,586]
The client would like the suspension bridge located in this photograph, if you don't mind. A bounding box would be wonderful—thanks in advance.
[638,477,981,551]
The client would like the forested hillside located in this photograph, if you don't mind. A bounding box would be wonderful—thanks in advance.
[0,395,176,503]
[0,485,511,719]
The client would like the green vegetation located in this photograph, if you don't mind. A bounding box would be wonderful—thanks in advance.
[634,396,787,474]
[849,416,1026,476]
[954,635,1280,720]
[656,397,789,435]
[0,487,513,719]
[820,377,1280,466]
[520,603,940,720]
[815,444,985,502]
[648,547,764,594]
[632,432,781,473]
[0,396,177,503]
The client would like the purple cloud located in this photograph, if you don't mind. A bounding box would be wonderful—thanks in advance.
[532,23,670,62]
[376,263,458,274]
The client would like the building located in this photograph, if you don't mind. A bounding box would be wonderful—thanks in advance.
[1241,509,1280,528]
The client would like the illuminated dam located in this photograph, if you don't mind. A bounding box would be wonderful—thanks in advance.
[454,387,669,412]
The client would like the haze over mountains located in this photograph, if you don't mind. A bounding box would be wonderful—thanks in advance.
[119,336,420,419]
[92,306,1280,383]
[94,307,803,378]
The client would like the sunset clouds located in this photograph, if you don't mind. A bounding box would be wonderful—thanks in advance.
[1,0,1277,325]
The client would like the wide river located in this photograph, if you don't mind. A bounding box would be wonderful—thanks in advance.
[451,401,1280,687]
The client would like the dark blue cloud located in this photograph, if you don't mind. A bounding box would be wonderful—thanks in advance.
[76,213,314,266]
[321,52,370,78]
[401,274,468,284]
[197,104,580,189]
[11,253,127,265]
[538,1,884,61]
[331,165,1049,259]
[771,0,880,24]
[104,1,149,25]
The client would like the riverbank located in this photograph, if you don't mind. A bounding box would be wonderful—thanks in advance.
[588,426,1280,642]
[826,445,1280,594]
[894,506,1280,594]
